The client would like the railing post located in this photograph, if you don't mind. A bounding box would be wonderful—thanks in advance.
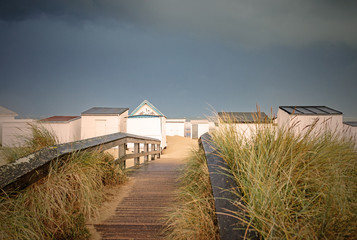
[157,144,161,159]
[144,143,149,163]
[134,143,140,166]
[151,144,156,160]
[118,143,126,169]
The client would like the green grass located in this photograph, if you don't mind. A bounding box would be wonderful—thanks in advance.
[0,125,126,239]
[165,148,219,240]
[211,114,357,239]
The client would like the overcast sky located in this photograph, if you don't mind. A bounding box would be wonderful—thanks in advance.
[1,0,357,118]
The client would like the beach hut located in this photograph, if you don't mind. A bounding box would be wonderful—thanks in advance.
[40,116,81,144]
[217,112,271,139]
[81,107,129,140]
[1,119,35,147]
[343,121,357,146]
[166,119,186,137]
[190,120,210,139]
[277,106,343,135]
[127,100,167,148]
[0,106,18,145]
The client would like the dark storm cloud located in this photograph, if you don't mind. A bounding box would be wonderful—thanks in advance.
[1,0,357,48]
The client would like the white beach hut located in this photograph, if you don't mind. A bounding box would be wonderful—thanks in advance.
[190,120,210,139]
[127,100,167,148]
[277,106,343,136]
[0,106,18,145]
[40,116,81,144]
[343,121,357,146]
[81,107,129,140]
[217,112,271,139]
[166,119,186,137]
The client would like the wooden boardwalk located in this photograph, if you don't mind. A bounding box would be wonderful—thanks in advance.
[90,136,197,240]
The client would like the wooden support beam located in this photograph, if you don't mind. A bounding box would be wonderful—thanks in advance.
[118,143,126,169]
[144,144,149,163]
[151,144,156,160]
[134,143,140,166]
[156,144,161,159]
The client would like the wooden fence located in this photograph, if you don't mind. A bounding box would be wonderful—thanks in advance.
[199,133,259,240]
[0,132,161,192]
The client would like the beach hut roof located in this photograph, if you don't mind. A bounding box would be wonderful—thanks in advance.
[130,100,165,117]
[40,116,80,122]
[81,107,129,116]
[0,106,18,117]
[279,106,342,115]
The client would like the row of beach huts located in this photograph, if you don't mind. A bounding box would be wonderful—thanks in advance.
[1,100,356,148]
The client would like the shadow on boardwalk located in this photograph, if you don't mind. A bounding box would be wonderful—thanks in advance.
[88,136,198,240]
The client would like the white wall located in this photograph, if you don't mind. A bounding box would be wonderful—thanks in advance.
[343,124,357,147]
[166,119,185,137]
[42,118,81,144]
[119,110,128,132]
[197,123,209,139]
[277,109,343,136]
[2,119,35,147]
[127,117,167,148]
[81,115,119,140]
[0,116,16,145]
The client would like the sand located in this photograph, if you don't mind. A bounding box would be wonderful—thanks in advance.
[87,136,198,239]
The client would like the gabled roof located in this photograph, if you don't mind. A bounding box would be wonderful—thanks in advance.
[218,112,269,123]
[41,116,80,122]
[130,100,165,117]
[0,106,18,117]
[279,106,342,115]
[81,107,129,116]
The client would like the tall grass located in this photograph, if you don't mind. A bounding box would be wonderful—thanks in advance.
[211,114,357,239]
[2,123,58,163]
[165,148,219,240]
[0,125,126,239]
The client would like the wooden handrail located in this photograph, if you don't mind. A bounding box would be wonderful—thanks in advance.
[199,133,259,240]
[0,132,161,192]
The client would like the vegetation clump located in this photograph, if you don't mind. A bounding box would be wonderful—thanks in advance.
[211,114,357,239]
[165,148,219,240]
[0,125,126,239]
[1,123,58,163]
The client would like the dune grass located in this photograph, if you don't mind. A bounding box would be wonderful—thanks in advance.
[165,148,219,240]
[211,114,357,239]
[1,123,58,163]
[0,125,126,239]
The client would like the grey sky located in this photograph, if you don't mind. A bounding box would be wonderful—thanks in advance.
[1,0,357,118]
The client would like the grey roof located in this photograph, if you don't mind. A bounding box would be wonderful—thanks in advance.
[344,121,357,127]
[218,112,269,123]
[81,107,129,115]
[279,106,342,115]
[0,106,18,117]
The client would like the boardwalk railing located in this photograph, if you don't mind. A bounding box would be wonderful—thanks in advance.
[0,132,161,192]
[199,133,259,240]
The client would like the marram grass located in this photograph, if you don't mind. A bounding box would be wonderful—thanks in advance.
[0,125,126,239]
[211,114,357,239]
[164,148,219,240]
[0,151,126,240]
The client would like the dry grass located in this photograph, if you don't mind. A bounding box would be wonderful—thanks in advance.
[164,148,219,240]
[211,113,357,239]
[0,126,126,239]
[1,123,58,163]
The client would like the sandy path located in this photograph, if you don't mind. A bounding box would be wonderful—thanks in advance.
[87,136,198,239]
